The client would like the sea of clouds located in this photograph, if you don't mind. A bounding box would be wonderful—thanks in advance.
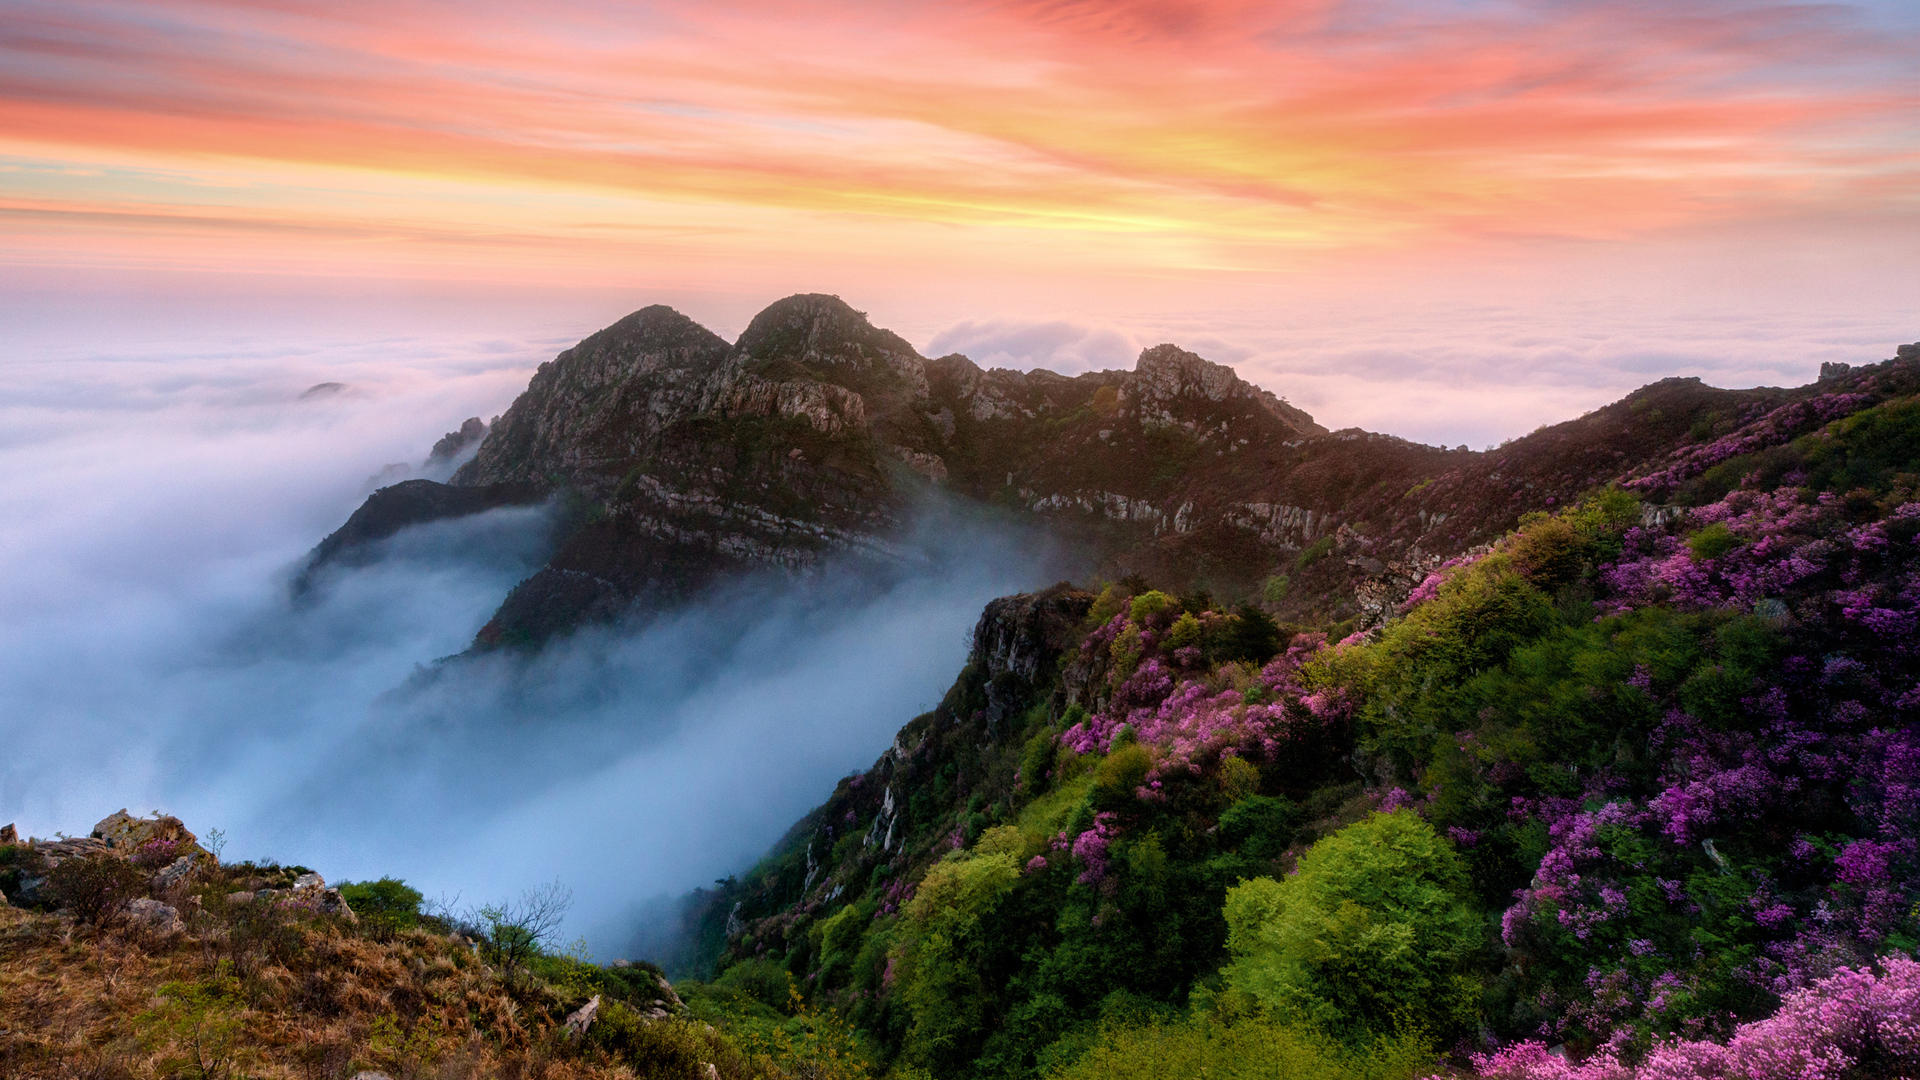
[0,279,1059,956]
[3,264,1909,959]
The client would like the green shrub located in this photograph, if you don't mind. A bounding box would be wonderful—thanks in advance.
[46,855,148,924]
[1687,522,1740,562]
[1263,575,1291,603]
[1217,796,1301,860]
[1295,536,1335,570]
[336,877,423,934]
[588,1000,755,1079]
[713,958,796,1012]
[1215,605,1283,666]
[1093,743,1152,810]
[810,902,873,989]
[1022,726,1060,794]
[1085,585,1130,629]
[139,975,248,1080]
[1218,757,1262,805]
[1222,811,1480,1043]
[1509,516,1590,587]
[1167,612,1203,650]
[892,848,1023,1070]
[1046,1015,1435,1080]
[1129,590,1179,625]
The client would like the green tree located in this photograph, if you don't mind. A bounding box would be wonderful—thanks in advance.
[890,848,1022,1071]
[1222,811,1480,1042]
[336,877,423,935]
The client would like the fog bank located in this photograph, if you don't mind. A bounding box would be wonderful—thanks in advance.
[0,314,1055,954]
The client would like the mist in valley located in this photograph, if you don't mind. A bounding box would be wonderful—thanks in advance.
[0,313,1060,957]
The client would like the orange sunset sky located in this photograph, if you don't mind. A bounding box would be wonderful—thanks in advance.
[3,0,1919,441]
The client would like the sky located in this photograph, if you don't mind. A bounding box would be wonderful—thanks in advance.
[2,0,1919,949]
[2,0,1918,439]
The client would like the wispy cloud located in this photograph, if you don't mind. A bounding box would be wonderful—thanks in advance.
[0,0,1913,278]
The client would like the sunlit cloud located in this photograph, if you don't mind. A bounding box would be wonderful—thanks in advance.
[0,0,1913,279]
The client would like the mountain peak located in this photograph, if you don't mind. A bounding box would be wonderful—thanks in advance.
[733,293,926,398]
[1127,342,1322,437]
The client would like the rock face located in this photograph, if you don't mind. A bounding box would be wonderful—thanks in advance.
[972,584,1096,731]
[125,897,185,935]
[309,294,1920,645]
[427,417,488,465]
[91,809,195,853]
[312,294,1354,645]
[1,810,210,909]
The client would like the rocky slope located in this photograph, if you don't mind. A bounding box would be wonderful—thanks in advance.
[303,295,1919,653]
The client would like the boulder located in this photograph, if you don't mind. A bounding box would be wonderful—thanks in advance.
[226,891,255,906]
[563,995,600,1038]
[125,898,184,935]
[151,854,199,891]
[36,837,111,861]
[654,972,687,1011]
[91,810,196,854]
[315,888,357,921]
[292,871,325,890]
[11,874,49,907]
[0,823,16,845]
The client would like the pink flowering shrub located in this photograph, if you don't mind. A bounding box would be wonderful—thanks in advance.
[1458,955,1920,1080]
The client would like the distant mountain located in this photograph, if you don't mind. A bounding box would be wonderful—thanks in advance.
[304,295,1920,653]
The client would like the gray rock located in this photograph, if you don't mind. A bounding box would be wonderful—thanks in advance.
[351,1073,393,1080]
[563,995,600,1038]
[0,823,16,845]
[226,891,255,906]
[35,837,111,861]
[292,871,325,891]
[13,875,49,907]
[609,958,631,969]
[126,898,184,935]
[654,972,686,1010]
[90,809,196,853]
[152,854,198,891]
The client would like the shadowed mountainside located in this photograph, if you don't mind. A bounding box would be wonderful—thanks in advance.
[303,295,1918,651]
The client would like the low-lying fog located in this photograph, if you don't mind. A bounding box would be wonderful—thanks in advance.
[0,304,1057,958]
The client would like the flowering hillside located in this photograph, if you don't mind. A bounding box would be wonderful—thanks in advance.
[701,375,1920,1079]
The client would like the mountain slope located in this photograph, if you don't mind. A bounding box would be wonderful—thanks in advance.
[307,298,1917,651]
[677,348,1920,1079]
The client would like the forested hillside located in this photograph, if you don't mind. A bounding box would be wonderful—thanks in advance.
[684,365,1920,1079]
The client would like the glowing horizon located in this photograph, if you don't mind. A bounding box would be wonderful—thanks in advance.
[2,0,1916,282]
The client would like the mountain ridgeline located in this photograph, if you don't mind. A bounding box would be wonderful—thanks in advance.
[311,293,1910,646]
[301,299,1920,1079]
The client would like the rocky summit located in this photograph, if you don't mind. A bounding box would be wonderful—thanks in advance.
[304,294,1920,653]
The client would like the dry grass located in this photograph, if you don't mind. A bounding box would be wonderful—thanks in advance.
[0,898,626,1080]
[0,853,796,1080]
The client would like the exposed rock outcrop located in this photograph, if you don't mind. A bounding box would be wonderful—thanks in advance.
[309,292,1920,648]
[125,897,185,935]
[427,417,489,465]
[972,583,1095,731]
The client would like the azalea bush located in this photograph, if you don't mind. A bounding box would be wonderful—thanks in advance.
[1458,954,1920,1080]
